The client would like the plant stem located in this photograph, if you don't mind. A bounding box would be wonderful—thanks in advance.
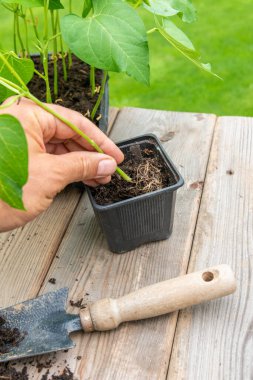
[34,68,45,80]
[68,50,73,69]
[42,0,52,103]
[67,0,73,68]
[28,93,131,182]
[0,78,22,94]
[23,9,30,56]
[13,12,17,54]
[0,73,131,182]
[15,10,25,57]
[91,71,107,121]
[50,10,58,98]
[147,28,158,34]
[134,0,142,8]
[56,11,68,80]
[0,51,28,90]
[29,8,40,40]
[90,66,95,97]
[2,3,13,11]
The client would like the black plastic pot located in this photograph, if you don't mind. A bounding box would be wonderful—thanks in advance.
[98,75,109,133]
[87,134,184,253]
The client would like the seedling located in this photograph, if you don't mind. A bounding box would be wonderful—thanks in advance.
[0,0,220,209]
[0,51,131,210]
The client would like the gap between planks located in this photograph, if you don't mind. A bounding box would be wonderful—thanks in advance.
[168,116,253,379]
[22,108,217,380]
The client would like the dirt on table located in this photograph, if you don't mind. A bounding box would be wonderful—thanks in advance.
[91,141,177,205]
[0,316,26,355]
[0,363,73,380]
[28,55,103,125]
[0,363,28,380]
[41,367,74,380]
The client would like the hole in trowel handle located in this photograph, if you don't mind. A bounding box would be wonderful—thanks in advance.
[202,271,214,282]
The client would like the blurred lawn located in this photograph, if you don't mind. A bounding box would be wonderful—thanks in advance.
[1,1,253,116]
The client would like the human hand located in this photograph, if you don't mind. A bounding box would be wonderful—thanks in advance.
[0,98,124,231]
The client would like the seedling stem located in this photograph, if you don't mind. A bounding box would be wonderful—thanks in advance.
[91,71,107,121]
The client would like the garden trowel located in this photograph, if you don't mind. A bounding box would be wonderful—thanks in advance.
[0,264,236,362]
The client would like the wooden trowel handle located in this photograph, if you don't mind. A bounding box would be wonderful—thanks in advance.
[80,264,236,332]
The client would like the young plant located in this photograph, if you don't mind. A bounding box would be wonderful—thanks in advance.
[0,0,220,211]
[0,0,219,122]
[0,51,131,210]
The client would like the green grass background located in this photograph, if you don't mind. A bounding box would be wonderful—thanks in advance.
[0,1,253,116]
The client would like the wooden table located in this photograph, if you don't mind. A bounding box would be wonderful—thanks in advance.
[0,107,252,379]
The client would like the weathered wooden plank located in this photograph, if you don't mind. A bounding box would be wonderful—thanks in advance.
[0,108,117,311]
[168,116,253,379]
[0,187,82,308]
[27,109,216,379]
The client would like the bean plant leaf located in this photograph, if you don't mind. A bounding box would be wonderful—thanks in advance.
[48,0,64,9]
[0,0,64,9]
[144,0,196,23]
[82,0,93,17]
[158,19,221,78]
[0,114,28,210]
[0,52,34,102]
[127,0,150,6]
[61,0,150,84]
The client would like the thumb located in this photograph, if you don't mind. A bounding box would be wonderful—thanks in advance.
[50,151,117,189]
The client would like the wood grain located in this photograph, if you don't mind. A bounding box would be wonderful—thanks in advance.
[0,107,117,311]
[0,187,82,308]
[168,116,253,379]
[27,108,216,379]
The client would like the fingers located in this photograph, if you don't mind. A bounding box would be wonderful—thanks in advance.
[3,97,124,164]
[48,151,117,193]
[84,176,112,187]
[39,103,124,164]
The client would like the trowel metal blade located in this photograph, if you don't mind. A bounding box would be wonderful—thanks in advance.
[0,288,82,362]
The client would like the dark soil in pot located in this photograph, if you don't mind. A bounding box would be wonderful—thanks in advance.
[91,139,177,205]
[28,56,104,127]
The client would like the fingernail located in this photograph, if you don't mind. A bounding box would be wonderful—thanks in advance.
[97,159,116,177]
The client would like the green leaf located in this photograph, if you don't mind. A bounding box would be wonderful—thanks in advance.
[0,0,64,9]
[82,0,93,17]
[61,0,150,85]
[126,0,150,6]
[0,114,28,210]
[144,0,196,23]
[48,0,64,10]
[158,19,221,78]
[0,52,34,102]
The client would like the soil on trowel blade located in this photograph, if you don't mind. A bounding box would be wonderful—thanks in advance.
[0,316,26,354]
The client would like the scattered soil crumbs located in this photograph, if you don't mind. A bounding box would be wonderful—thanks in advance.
[69,299,86,309]
[28,56,103,125]
[41,367,73,380]
[0,363,28,380]
[91,141,177,205]
[0,316,26,354]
